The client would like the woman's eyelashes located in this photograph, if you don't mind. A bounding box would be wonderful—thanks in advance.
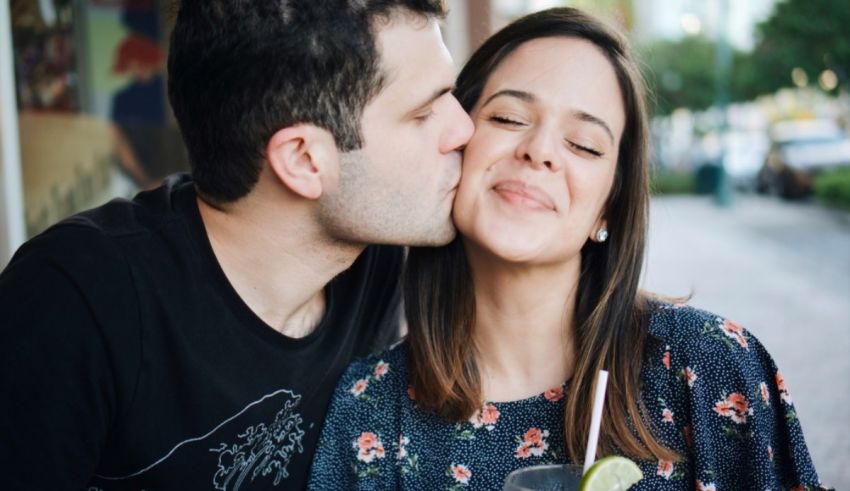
[487,112,605,158]
[488,114,524,126]
[567,140,604,157]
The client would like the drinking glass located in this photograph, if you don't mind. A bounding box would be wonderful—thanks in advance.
[502,464,583,491]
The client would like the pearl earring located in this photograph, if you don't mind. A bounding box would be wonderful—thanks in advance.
[595,228,609,243]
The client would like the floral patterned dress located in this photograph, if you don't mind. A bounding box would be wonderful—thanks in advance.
[307,304,830,490]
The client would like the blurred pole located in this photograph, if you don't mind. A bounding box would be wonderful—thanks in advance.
[466,0,491,55]
[0,1,26,267]
[713,0,732,207]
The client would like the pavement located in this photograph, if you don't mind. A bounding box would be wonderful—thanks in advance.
[641,194,850,487]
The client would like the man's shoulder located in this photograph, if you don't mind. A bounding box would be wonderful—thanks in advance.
[63,173,195,239]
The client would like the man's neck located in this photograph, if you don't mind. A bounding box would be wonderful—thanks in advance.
[197,194,363,338]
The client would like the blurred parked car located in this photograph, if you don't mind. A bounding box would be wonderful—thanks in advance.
[756,119,850,199]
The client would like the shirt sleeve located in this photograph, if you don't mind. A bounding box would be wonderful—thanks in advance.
[308,353,401,490]
[678,313,829,490]
[0,225,141,489]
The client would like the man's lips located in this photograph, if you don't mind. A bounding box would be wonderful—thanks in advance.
[492,179,555,210]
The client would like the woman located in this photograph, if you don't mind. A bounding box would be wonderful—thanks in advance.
[308,7,827,490]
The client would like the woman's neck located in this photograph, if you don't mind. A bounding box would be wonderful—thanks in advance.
[467,246,581,402]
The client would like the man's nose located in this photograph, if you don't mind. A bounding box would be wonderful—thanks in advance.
[440,95,474,153]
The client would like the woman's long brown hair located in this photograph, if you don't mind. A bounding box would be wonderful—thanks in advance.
[404,7,680,464]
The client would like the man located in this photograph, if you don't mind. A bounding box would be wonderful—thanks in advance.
[0,0,473,488]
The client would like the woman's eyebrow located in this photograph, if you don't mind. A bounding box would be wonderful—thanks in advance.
[480,89,536,108]
[481,89,615,144]
[572,110,614,144]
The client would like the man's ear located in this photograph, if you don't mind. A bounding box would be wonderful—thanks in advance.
[266,125,338,200]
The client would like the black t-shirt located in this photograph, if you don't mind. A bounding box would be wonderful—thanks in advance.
[0,174,403,490]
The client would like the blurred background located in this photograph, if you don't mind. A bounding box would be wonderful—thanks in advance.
[0,0,847,485]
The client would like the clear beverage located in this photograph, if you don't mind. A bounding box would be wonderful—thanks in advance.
[502,464,583,491]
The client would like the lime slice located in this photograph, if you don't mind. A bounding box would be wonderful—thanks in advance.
[579,456,643,491]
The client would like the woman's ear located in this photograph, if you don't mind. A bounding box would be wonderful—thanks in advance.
[265,125,339,200]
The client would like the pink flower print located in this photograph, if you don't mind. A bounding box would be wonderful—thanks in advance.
[722,318,744,336]
[776,372,793,404]
[373,361,389,380]
[397,434,409,460]
[515,444,532,459]
[407,385,416,401]
[662,408,674,423]
[469,403,500,431]
[657,460,674,479]
[480,404,500,429]
[515,428,550,459]
[350,378,368,397]
[713,393,752,424]
[544,386,564,402]
[696,480,717,491]
[354,432,385,463]
[683,367,697,388]
[356,432,378,451]
[776,372,787,391]
[768,445,774,461]
[524,428,545,445]
[719,318,749,350]
[760,382,770,405]
[451,464,472,485]
[662,348,671,370]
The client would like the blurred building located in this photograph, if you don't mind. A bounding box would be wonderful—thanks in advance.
[1,0,188,266]
[632,0,775,50]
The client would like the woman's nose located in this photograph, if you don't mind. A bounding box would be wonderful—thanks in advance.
[516,127,561,172]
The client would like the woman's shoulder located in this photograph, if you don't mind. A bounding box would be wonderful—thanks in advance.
[646,300,765,358]
[335,341,411,403]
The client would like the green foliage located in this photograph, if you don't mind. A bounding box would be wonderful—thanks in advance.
[642,0,850,113]
[641,37,722,115]
[813,167,850,209]
[749,0,850,95]
[642,36,757,115]
[650,169,696,195]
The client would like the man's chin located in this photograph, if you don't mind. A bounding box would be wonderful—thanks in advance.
[407,221,457,247]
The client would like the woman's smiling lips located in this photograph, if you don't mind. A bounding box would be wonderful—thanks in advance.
[492,179,555,211]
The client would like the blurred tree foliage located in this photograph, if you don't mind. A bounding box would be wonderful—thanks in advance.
[640,36,720,115]
[642,0,850,115]
[746,0,850,97]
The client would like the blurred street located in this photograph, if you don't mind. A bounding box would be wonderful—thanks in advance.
[642,194,850,487]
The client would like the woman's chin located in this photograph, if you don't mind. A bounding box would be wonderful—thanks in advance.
[463,232,549,265]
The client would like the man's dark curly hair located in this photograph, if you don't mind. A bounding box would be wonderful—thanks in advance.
[168,0,446,204]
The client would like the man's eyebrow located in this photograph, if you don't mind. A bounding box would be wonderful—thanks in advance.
[572,110,615,144]
[482,88,615,144]
[407,86,454,116]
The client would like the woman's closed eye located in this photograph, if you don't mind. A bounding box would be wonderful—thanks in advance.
[488,114,525,126]
[567,140,604,158]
